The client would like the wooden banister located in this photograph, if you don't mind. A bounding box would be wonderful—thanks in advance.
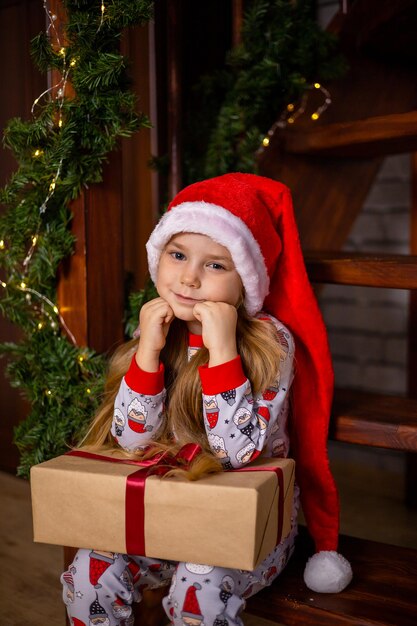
[305,252,417,289]
[283,110,417,158]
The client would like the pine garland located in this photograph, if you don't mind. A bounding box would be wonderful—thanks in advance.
[184,0,346,182]
[0,0,153,477]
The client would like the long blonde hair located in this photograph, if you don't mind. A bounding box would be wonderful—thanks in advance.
[80,307,285,478]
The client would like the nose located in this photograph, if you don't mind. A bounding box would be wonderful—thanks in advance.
[180,264,200,288]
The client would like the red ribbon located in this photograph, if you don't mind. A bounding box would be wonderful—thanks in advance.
[66,446,285,558]
[67,444,202,555]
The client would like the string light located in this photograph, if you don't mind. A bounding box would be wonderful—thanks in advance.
[15,283,77,346]
[23,233,40,269]
[86,388,91,394]
[45,389,52,397]
[97,2,106,32]
[257,80,332,155]
[4,0,111,352]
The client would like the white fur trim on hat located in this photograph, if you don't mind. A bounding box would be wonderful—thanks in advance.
[146,202,270,316]
[303,551,353,593]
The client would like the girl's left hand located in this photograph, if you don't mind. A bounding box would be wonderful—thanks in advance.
[193,301,238,367]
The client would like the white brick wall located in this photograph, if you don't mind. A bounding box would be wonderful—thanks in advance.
[319,154,411,396]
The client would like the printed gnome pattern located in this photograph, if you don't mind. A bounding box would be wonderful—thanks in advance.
[147,172,353,593]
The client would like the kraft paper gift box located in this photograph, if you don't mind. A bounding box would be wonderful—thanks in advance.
[30,450,295,570]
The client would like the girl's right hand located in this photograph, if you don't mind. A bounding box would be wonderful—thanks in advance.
[135,297,174,372]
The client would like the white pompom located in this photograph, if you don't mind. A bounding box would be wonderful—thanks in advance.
[303,551,353,593]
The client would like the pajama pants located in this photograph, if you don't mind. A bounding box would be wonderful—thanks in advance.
[61,526,296,626]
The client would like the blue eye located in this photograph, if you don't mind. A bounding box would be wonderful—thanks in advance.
[208,262,225,270]
[170,251,185,260]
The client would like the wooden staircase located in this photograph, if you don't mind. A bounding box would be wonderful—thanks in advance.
[257,0,417,462]
[246,1,417,624]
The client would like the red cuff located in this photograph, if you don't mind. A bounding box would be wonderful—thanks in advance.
[124,356,165,395]
[199,356,247,395]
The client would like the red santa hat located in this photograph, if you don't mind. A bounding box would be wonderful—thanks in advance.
[146,173,352,593]
[181,583,203,620]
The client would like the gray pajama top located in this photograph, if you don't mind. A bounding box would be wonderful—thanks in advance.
[111,313,295,472]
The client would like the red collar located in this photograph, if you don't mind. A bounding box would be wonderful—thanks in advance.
[188,333,204,348]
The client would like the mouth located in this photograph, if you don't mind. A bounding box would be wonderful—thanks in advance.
[174,293,202,304]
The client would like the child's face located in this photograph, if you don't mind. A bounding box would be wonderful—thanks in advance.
[156,233,242,331]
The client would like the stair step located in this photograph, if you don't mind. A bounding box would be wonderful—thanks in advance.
[305,252,417,289]
[331,388,417,452]
[283,110,417,158]
[246,527,417,626]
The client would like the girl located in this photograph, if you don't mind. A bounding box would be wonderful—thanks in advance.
[61,173,352,626]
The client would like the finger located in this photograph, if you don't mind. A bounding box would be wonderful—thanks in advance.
[164,309,175,324]
[192,302,206,320]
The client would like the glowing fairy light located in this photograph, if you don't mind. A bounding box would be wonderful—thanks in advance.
[257,80,333,155]
[15,284,77,346]
[0,239,5,250]
[97,2,106,32]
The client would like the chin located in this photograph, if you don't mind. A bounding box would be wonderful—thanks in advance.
[169,303,196,321]
[174,310,195,322]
